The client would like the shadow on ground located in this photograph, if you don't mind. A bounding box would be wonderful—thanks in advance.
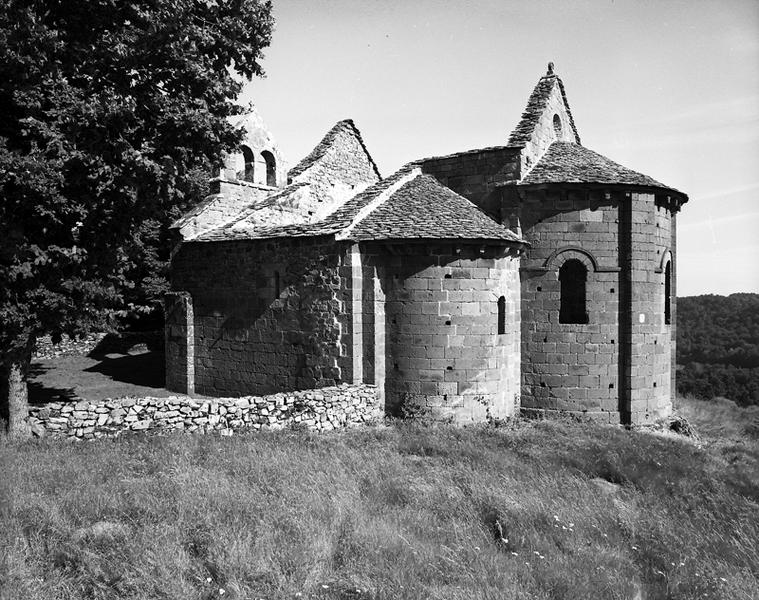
[83,352,165,389]
[28,363,78,405]
[29,335,170,405]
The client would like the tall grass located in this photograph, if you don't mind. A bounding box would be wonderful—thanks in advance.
[1,398,757,599]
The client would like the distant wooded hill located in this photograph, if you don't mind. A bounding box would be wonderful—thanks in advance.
[677,293,759,406]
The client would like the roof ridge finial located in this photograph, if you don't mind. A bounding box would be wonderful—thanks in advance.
[547,61,555,76]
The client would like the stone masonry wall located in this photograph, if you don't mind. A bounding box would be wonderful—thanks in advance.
[419,148,521,221]
[517,189,623,422]
[373,243,521,424]
[620,193,675,424]
[513,187,675,424]
[169,237,351,397]
[28,384,379,440]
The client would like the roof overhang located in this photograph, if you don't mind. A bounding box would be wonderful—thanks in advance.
[507,181,689,212]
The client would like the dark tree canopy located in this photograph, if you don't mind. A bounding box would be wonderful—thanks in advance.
[0,0,274,433]
[677,293,759,406]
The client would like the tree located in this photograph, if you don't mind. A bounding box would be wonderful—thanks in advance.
[0,0,274,435]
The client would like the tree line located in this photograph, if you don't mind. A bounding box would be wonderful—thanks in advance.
[677,293,759,406]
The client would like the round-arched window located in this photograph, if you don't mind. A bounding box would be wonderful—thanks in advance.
[553,114,563,137]
[261,150,276,186]
[240,145,255,182]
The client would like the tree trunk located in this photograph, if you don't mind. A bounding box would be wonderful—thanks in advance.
[1,334,35,438]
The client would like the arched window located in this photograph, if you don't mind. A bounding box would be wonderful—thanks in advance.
[559,259,588,324]
[497,296,506,335]
[664,261,671,325]
[241,145,255,182]
[261,150,276,186]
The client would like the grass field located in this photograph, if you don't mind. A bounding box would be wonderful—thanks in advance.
[2,397,757,600]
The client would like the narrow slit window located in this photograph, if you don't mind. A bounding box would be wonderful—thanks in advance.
[664,261,671,325]
[274,271,281,299]
[559,259,589,324]
[497,296,506,335]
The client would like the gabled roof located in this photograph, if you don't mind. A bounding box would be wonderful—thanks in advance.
[507,63,581,147]
[519,142,687,198]
[347,174,524,242]
[288,119,382,180]
[195,167,526,245]
[196,166,416,241]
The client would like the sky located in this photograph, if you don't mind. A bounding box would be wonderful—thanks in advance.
[240,0,759,296]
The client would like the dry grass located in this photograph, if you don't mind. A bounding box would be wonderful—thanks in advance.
[1,398,757,600]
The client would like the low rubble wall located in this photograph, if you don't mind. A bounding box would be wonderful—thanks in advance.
[33,332,163,360]
[28,384,379,440]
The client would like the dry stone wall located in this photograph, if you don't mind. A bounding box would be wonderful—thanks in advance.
[34,333,107,359]
[28,384,379,440]
[34,332,162,360]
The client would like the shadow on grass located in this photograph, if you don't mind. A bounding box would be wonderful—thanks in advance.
[28,364,77,406]
[83,351,165,389]
[28,340,166,406]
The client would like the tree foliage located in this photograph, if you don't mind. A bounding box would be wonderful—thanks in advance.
[677,293,759,406]
[0,0,274,431]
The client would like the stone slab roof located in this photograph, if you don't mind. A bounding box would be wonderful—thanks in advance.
[196,166,415,241]
[196,167,526,245]
[507,68,581,146]
[288,119,381,180]
[346,174,524,242]
[519,142,687,197]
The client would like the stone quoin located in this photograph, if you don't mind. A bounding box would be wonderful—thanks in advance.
[166,65,687,426]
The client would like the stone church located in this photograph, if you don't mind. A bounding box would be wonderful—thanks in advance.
[165,65,688,426]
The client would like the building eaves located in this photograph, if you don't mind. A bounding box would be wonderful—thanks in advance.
[518,142,688,199]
